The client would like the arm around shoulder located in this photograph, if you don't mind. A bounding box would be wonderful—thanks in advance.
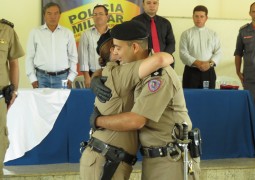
[138,52,173,79]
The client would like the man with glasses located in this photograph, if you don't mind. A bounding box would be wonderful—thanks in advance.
[78,5,109,88]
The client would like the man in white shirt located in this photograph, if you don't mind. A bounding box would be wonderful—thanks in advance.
[78,5,109,88]
[26,2,78,89]
[179,5,221,89]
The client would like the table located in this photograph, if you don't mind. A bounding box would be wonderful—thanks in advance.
[5,89,94,165]
[184,89,255,159]
[4,89,255,165]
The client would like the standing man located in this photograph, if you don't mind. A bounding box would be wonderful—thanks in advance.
[0,19,24,176]
[78,5,109,88]
[179,5,221,89]
[81,23,174,180]
[26,2,78,89]
[234,2,255,102]
[132,0,175,68]
[91,22,200,180]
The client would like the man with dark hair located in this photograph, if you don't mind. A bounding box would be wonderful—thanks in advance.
[234,2,255,102]
[179,5,221,89]
[90,22,200,180]
[80,21,173,180]
[78,4,109,88]
[0,18,24,177]
[132,0,175,68]
[26,2,78,88]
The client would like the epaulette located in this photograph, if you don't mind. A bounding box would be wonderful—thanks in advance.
[0,19,14,28]
[240,23,249,30]
[151,68,162,77]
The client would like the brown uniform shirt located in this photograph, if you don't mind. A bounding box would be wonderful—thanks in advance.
[132,66,192,147]
[93,60,142,155]
[0,23,24,88]
[0,21,24,176]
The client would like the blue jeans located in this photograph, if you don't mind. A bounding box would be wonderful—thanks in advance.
[36,70,68,88]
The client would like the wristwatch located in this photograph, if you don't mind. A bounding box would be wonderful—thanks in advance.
[209,61,215,67]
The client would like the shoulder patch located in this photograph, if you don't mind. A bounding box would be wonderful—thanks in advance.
[0,19,14,28]
[148,79,161,92]
[240,23,249,30]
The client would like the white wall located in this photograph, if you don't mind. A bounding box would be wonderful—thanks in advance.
[2,0,41,88]
[2,0,254,88]
[158,0,253,19]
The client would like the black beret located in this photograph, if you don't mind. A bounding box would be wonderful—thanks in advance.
[96,30,112,55]
[110,20,149,41]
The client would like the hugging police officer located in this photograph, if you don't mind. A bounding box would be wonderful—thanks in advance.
[91,21,201,179]
[0,19,24,176]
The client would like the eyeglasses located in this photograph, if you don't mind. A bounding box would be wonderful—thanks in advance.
[92,13,106,17]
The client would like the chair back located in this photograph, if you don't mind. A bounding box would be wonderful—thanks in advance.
[72,75,85,89]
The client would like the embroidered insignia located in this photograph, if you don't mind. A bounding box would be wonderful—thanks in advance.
[148,79,161,92]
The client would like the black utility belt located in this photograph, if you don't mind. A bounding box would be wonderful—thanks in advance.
[36,68,69,76]
[88,137,137,166]
[140,143,179,158]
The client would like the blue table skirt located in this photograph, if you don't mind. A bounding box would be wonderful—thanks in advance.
[5,89,255,165]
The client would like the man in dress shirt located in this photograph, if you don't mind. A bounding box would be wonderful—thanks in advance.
[179,5,221,89]
[78,5,109,88]
[25,2,78,89]
[132,0,175,68]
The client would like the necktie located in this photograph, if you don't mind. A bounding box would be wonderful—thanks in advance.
[150,18,160,52]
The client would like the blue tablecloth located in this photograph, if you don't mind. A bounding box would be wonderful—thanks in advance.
[184,89,255,159]
[5,89,255,165]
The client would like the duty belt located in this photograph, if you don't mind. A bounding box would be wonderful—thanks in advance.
[88,137,137,166]
[35,68,69,76]
[140,144,179,158]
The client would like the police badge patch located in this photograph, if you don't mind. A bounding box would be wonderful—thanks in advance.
[148,79,161,92]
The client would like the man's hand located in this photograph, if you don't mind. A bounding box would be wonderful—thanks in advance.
[84,77,91,88]
[90,106,102,131]
[90,76,112,103]
[67,80,72,89]
[7,92,17,110]
[32,81,39,88]
[193,60,210,72]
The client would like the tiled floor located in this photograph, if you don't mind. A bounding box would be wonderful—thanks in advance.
[2,158,255,180]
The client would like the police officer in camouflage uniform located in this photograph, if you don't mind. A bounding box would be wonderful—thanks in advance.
[0,19,24,176]
[91,21,201,180]
[81,23,173,180]
[234,2,255,102]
